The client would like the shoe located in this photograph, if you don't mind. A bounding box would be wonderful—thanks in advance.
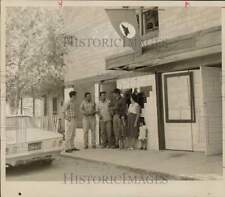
[72,148,80,151]
[65,149,73,153]
[92,145,96,149]
[84,146,88,149]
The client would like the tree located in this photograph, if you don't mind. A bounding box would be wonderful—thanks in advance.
[6,7,67,113]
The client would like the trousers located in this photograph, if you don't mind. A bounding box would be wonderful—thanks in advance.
[113,114,125,146]
[100,120,112,146]
[65,119,76,150]
[82,116,96,148]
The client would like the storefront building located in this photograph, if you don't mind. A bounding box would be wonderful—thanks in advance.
[64,7,222,155]
[106,26,222,155]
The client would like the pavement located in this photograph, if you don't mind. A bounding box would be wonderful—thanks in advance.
[8,156,164,182]
[62,149,223,180]
[61,129,223,180]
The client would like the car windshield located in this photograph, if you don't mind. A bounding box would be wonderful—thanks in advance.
[6,116,38,131]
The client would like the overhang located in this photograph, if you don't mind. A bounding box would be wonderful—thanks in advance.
[65,70,151,87]
[105,26,221,72]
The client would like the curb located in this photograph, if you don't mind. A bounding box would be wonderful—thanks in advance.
[60,153,199,181]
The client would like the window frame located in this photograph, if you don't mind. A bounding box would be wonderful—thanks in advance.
[164,72,196,123]
[137,7,159,40]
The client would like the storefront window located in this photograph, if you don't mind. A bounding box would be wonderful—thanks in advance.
[164,72,195,123]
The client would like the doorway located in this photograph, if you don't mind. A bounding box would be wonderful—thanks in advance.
[162,71,195,151]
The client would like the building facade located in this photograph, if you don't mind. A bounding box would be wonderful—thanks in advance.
[64,7,222,155]
[6,89,64,133]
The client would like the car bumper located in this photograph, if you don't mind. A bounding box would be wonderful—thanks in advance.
[6,148,63,167]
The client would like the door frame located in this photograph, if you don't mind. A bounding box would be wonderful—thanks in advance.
[163,71,196,123]
[155,72,165,150]
[157,69,198,151]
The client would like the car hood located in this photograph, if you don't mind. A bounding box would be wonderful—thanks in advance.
[6,128,63,145]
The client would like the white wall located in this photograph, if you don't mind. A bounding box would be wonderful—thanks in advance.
[192,70,206,151]
[201,66,222,155]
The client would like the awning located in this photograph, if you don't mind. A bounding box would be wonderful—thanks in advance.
[105,26,221,72]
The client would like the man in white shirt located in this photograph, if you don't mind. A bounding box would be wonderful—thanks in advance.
[97,91,112,148]
[63,91,79,153]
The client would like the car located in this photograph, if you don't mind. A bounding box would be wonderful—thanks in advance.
[6,115,64,167]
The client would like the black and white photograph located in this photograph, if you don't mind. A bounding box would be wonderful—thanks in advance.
[4,5,224,182]
[1,1,225,197]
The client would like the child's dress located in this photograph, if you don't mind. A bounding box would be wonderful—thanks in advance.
[138,125,148,140]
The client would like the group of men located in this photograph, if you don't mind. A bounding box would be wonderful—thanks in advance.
[63,88,127,153]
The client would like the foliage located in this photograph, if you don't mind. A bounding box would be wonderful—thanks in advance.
[6,7,66,109]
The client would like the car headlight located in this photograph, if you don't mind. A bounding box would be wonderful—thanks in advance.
[6,145,18,154]
[6,143,27,155]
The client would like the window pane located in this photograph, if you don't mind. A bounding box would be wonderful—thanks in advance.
[164,72,195,123]
[143,9,159,34]
[167,75,191,120]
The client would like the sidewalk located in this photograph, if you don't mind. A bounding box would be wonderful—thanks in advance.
[61,147,223,180]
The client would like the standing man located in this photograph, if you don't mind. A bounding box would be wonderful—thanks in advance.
[80,92,97,149]
[63,91,79,153]
[97,91,112,148]
[110,88,127,149]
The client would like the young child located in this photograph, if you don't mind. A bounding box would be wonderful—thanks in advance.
[138,119,148,150]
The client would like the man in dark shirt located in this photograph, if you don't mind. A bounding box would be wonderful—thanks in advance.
[110,88,127,148]
[80,92,97,149]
